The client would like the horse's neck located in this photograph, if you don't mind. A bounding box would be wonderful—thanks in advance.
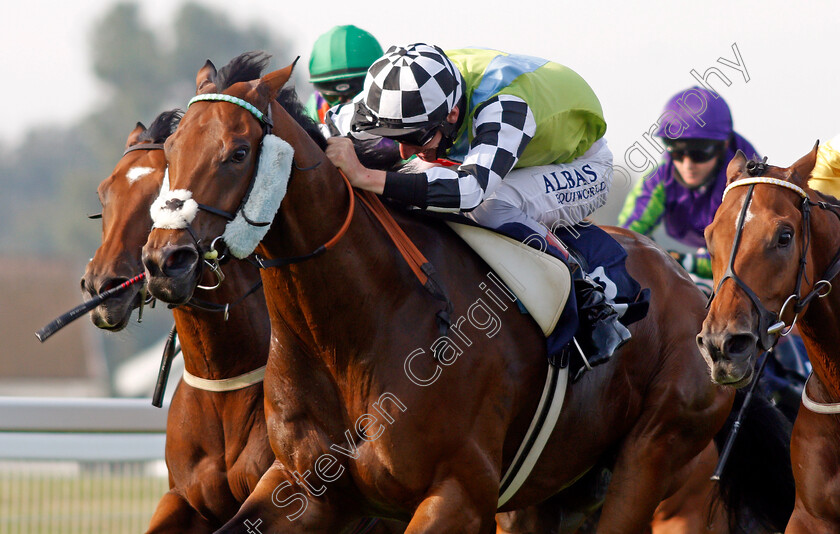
[261,185,404,345]
[256,137,429,366]
[798,207,840,400]
[173,260,269,380]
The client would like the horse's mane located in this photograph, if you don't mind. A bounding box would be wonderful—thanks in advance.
[215,51,272,91]
[212,51,326,150]
[137,109,183,144]
[744,155,771,177]
[276,86,327,150]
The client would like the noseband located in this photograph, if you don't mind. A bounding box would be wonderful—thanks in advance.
[709,159,840,352]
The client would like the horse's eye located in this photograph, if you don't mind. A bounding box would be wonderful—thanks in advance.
[231,146,249,163]
[778,230,793,247]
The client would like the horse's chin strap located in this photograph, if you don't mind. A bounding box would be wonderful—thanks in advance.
[184,279,263,321]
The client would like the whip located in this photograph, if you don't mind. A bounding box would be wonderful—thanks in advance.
[35,273,146,342]
[711,348,772,481]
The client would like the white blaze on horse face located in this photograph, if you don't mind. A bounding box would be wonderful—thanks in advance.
[740,203,756,231]
[126,166,154,185]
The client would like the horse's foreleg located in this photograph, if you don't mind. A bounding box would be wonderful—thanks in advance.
[405,477,496,534]
[146,491,215,533]
[214,461,349,533]
[785,411,840,534]
[786,505,839,534]
[596,421,713,534]
[650,442,728,534]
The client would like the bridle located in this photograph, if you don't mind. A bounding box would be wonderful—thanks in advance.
[180,93,355,270]
[175,92,452,333]
[93,140,264,317]
[710,159,840,350]
[709,159,840,413]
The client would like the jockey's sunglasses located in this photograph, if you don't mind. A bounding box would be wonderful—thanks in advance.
[386,123,441,147]
[666,142,722,163]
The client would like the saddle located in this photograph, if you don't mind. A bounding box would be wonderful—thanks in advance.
[446,221,571,336]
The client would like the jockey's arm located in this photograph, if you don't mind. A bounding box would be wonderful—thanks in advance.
[618,166,666,236]
[327,95,536,212]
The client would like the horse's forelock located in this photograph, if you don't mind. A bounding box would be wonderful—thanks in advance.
[138,109,183,144]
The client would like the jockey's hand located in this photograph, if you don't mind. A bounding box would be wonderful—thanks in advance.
[326,137,386,194]
[326,137,361,173]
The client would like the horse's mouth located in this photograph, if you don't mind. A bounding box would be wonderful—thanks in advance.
[146,270,198,306]
[90,291,142,331]
[711,364,755,388]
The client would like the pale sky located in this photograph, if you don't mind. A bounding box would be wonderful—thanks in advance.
[2,0,838,186]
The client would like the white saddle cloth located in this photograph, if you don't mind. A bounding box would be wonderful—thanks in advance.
[446,222,571,336]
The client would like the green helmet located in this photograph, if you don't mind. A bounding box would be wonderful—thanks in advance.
[309,25,384,83]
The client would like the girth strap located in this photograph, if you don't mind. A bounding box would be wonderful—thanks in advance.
[498,363,569,507]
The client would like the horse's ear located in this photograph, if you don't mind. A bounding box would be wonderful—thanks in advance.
[259,58,299,100]
[125,122,146,149]
[726,150,749,185]
[787,140,820,187]
[196,60,217,94]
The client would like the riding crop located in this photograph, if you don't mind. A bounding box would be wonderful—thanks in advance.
[711,347,772,480]
[35,273,146,342]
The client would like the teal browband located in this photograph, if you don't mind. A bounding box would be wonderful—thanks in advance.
[188,94,272,127]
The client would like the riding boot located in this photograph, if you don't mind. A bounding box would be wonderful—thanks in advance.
[573,276,632,371]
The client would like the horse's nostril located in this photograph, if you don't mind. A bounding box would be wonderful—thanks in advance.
[725,333,754,357]
[98,277,128,295]
[161,247,199,277]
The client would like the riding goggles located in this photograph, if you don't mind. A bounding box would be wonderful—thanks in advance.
[385,123,442,147]
[315,79,364,106]
[351,101,440,145]
[666,141,723,163]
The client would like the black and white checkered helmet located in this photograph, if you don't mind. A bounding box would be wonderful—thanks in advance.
[351,44,463,137]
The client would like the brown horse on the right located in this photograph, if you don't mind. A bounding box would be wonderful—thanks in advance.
[699,146,840,533]
[142,58,794,533]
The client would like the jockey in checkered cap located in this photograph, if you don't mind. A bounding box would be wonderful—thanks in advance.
[326,44,630,364]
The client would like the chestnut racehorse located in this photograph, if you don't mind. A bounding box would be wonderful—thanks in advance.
[699,146,840,533]
[82,104,402,534]
[142,57,790,533]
